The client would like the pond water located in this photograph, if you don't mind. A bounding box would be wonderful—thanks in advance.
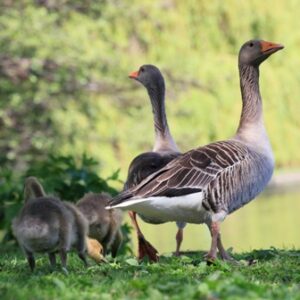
[129,190,300,254]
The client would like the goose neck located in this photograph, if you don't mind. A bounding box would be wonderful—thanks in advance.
[147,87,179,153]
[236,64,265,139]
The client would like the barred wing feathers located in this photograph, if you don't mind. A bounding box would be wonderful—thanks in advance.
[110,141,250,207]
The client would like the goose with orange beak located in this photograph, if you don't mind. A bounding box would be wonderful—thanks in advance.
[109,40,284,261]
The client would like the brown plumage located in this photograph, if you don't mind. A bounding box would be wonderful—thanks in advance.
[76,192,123,257]
[12,177,88,272]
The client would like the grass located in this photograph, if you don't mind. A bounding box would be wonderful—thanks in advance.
[1,246,300,300]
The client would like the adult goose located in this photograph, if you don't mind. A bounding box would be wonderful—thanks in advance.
[125,65,185,261]
[108,40,283,261]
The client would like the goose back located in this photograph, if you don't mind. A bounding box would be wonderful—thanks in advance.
[12,197,74,252]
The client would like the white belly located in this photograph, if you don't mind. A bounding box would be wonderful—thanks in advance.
[111,192,211,224]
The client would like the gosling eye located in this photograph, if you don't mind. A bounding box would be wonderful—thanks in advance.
[249,42,254,47]
[140,67,145,73]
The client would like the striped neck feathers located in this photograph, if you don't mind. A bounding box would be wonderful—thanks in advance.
[147,85,179,153]
[236,64,266,141]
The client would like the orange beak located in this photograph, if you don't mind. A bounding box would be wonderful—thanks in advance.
[129,70,139,79]
[260,40,284,53]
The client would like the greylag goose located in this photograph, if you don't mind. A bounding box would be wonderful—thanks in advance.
[108,40,284,261]
[125,65,184,261]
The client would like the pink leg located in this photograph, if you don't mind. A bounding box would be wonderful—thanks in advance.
[205,221,220,261]
[175,228,183,256]
[128,211,159,262]
[206,222,232,261]
[217,233,232,261]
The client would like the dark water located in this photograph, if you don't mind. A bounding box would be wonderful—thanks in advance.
[129,191,300,254]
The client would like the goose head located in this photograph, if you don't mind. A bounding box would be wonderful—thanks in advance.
[129,64,165,93]
[239,39,284,67]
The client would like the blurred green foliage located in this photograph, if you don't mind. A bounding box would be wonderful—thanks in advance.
[0,168,23,242]
[26,154,119,200]
[0,1,299,180]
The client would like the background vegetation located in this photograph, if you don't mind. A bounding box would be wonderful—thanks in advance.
[1,0,299,181]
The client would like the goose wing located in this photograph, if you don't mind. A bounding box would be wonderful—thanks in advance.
[110,140,248,206]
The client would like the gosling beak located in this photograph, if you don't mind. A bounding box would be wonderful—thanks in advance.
[99,255,108,263]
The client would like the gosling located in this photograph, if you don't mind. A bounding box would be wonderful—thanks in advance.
[77,192,123,257]
[12,177,88,272]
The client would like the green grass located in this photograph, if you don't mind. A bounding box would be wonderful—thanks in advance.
[1,246,300,300]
